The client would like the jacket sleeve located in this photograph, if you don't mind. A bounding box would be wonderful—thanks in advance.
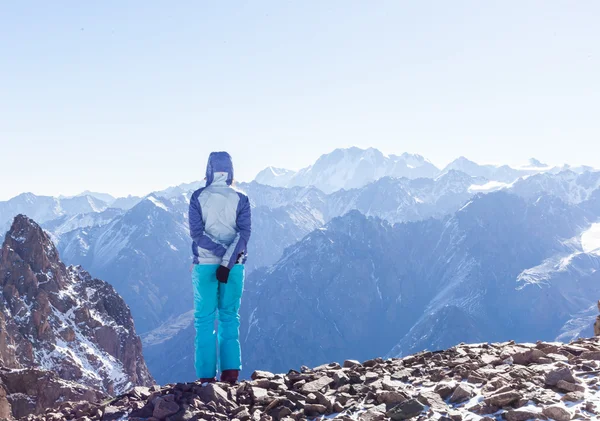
[189,191,227,258]
[221,193,252,269]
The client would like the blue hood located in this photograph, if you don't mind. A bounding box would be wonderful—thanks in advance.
[206,152,234,186]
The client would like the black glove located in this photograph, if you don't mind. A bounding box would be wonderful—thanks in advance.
[216,265,230,284]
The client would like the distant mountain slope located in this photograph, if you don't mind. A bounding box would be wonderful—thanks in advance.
[0,215,153,418]
[238,191,600,377]
[55,195,191,334]
[254,147,440,192]
[510,170,600,204]
[254,167,297,187]
[0,193,139,239]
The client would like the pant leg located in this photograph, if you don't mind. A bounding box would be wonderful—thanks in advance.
[192,264,219,379]
[218,264,245,372]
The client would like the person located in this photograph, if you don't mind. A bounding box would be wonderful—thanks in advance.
[188,151,251,384]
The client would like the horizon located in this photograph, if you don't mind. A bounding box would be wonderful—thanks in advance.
[2,1,599,199]
[0,145,596,201]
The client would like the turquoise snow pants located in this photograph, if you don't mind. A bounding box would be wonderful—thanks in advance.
[192,264,244,379]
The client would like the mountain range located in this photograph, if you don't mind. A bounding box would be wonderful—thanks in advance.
[254,148,595,193]
[0,147,599,385]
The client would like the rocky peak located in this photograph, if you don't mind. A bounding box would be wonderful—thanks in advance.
[0,215,154,419]
[3,214,62,283]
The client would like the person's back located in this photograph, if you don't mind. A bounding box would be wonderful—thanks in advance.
[188,151,251,384]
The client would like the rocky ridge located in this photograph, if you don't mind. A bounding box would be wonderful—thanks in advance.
[22,337,600,421]
[0,215,154,419]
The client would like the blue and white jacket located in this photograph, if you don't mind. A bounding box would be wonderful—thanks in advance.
[189,152,251,268]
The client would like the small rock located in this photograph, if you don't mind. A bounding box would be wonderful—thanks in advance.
[252,371,275,380]
[542,405,571,421]
[484,391,521,407]
[332,370,349,386]
[301,376,334,394]
[391,370,411,382]
[303,404,327,416]
[435,382,457,399]
[581,351,600,361]
[358,404,386,421]
[545,367,578,386]
[130,386,151,400]
[512,349,546,366]
[386,399,425,421]
[365,372,380,383]
[562,391,585,402]
[344,360,361,368]
[363,358,383,368]
[504,408,546,421]
[153,398,180,419]
[556,379,585,393]
[199,383,234,407]
[376,390,407,406]
[102,406,127,421]
[449,384,474,404]
[417,391,448,413]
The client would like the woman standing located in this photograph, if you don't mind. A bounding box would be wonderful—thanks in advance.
[188,151,251,384]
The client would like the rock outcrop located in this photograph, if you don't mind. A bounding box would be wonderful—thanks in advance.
[21,337,600,421]
[0,215,154,419]
[0,368,107,420]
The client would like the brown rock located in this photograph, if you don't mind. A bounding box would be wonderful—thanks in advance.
[556,380,585,393]
[199,383,235,410]
[449,384,474,404]
[391,370,412,382]
[358,404,386,421]
[417,391,448,413]
[153,398,180,420]
[504,408,546,421]
[562,391,585,402]
[252,371,275,380]
[332,370,349,387]
[484,391,521,407]
[435,382,457,399]
[301,376,334,394]
[545,367,578,386]
[512,349,546,366]
[386,399,425,420]
[303,404,327,416]
[376,390,407,406]
[542,405,571,421]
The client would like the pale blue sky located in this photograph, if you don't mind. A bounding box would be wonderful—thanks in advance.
[1,1,599,200]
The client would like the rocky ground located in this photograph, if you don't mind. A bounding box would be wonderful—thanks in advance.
[19,337,600,421]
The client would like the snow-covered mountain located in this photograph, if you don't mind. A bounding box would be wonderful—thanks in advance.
[254,167,297,187]
[0,192,139,240]
[510,170,600,204]
[253,148,598,193]
[255,147,440,193]
[0,215,153,413]
[441,157,531,183]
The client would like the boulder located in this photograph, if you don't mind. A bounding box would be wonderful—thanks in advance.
[386,399,425,420]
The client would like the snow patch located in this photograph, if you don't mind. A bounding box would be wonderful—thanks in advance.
[582,223,600,255]
[148,196,169,211]
[468,181,510,193]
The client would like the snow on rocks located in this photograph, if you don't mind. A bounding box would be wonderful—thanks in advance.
[20,337,600,421]
[0,215,154,419]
